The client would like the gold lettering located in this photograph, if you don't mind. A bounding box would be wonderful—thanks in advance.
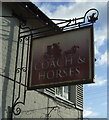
[47,71,54,79]
[56,70,63,78]
[38,72,46,80]
[75,67,80,74]
[78,56,86,64]
[50,60,56,68]
[56,59,62,67]
[69,67,74,76]
[65,56,73,66]
[62,69,68,77]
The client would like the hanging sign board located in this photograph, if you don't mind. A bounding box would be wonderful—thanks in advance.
[27,25,94,90]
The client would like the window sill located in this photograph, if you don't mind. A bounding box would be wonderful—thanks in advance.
[36,89,83,111]
[55,96,83,110]
[55,95,75,107]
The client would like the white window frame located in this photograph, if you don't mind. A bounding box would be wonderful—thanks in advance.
[55,86,69,101]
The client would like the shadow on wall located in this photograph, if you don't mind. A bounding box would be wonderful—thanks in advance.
[1,17,18,118]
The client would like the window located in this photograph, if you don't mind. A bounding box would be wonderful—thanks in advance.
[43,85,83,109]
[56,86,69,100]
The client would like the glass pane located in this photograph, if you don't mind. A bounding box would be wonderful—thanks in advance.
[64,86,69,99]
[64,86,68,93]
[56,87,63,97]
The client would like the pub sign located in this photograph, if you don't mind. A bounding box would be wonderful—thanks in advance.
[27,25,94,89]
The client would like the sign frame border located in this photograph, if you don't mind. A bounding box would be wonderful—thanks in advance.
[27,25,94,90]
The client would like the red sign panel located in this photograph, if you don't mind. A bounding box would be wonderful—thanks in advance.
[27,25,94,89]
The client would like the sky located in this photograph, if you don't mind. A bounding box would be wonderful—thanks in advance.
[30,0,108,118]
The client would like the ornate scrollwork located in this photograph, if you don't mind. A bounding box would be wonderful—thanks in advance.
[19,38,23,43]
[19,35,30,43]
[12,102,24,116]
[16,68,22,73]
[22,67,27,72]
[24,36,29,41]
[20,20,27,28]
[11,19,32,119]
[51,8,99,30]
[13,107,21,115]
[84,8,99,23]
[16,67,27,73]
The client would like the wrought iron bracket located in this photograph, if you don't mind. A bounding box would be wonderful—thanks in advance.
[10,21,32,119]
[18,8,99,40]
[51,8,99,31]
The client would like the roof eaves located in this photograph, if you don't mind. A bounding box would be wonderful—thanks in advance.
[19,2,61,31]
